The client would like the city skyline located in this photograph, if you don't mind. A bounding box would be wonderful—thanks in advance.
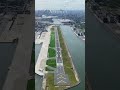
[35,0,85,10]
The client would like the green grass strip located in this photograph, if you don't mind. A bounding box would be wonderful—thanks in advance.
[58,27,77,85]
[45,67,54,71]
[46,59,56,68]
[46,74,59,90]
[48,48,56,58]
[49,30,55,48]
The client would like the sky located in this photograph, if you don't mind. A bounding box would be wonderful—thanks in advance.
[35,0,85,10]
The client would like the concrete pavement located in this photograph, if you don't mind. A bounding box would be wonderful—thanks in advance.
[35,31,51,76]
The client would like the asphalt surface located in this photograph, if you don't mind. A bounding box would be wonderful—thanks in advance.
[54,27,70,86]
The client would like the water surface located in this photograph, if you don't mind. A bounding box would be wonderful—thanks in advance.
[35,43,43,90]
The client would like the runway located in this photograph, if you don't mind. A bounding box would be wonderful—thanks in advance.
[54,27,70,86]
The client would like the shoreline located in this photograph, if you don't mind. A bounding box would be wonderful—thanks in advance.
[70,26,85,41]
[73,30,85,41]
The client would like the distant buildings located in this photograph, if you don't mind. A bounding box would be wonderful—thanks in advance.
[35,15,55,35]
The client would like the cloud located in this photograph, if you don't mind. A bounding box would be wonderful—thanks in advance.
[35,0,85,10]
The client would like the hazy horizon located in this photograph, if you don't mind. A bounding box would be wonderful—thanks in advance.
[35,9,85,11]
[35,0,85,10]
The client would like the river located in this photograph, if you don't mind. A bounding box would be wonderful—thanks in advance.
[35,43,43,90]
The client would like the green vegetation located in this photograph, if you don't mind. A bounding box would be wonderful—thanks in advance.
[46,27,56,69]
[46,74,56,90]
[45,67,54,71]
[46,59,56,68]
[48,48,56,58]
[27,79,35,90]
[46,74,61,90]
[49,31,55,48]
[57,27,78,85]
